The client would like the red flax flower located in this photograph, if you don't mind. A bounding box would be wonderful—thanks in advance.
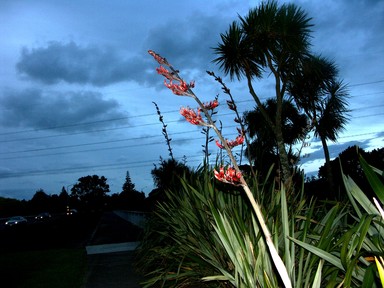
[164,80,195,96]
[156,66,178,81]
[149,50,195,96]
[215,134,244,149]
[214,166,242,185]
[203,100,219,110]
[180,107,204,125]
[148,50,169,66]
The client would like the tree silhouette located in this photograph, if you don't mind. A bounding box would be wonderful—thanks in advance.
[122,171,135,193]
[151,158,191,191]
[288,55,349,193]
[147,158,192,209]
[119,171,145,211]
[29,189,50,213]
[71,175,110,212]
[244,98,308,178]
[213,0,312,187]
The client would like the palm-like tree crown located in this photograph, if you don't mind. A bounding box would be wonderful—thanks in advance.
[213,0,313,81]
[315,80,349,141]
[287,55,350,143]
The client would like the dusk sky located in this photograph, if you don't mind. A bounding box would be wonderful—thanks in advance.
[0,0,383,200]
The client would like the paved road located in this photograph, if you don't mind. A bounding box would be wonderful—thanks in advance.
[84,251,142,288]
[83,211,144,288]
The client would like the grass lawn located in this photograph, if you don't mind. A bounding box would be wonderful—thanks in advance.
[0,248,87,288]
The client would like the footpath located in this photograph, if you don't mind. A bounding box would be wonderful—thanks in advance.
[83,211,144,288]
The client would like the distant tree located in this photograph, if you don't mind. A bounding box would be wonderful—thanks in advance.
[59,186,69,204]
[147,158,192,209]
[367,148,384,171]
[30,189,50,213]
[60,186,67,195]
[309,146,384,201]
[0,197,24,217]
[151,158,191,190]
[122,171,135,193]
[119,171,145,211]
[319,146,366,197]
[71,175,110,212]
[31,189,49,201]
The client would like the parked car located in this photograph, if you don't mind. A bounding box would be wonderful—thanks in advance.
[5,216,28,226]
[35,212,51,221]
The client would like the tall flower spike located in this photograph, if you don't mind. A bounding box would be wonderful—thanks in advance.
[150,51,293,288]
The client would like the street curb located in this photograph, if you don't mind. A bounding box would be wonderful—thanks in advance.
[86,241,140,255]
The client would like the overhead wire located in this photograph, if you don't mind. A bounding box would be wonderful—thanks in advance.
[0,96,383,144]
[0,79,383,181]
[0,77,383,139]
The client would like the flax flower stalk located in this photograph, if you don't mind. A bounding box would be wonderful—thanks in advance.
[149,50,292,288]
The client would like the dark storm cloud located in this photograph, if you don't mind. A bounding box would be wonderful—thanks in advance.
[297,0,384,81]
[16,41,144,86]
[144,12,231,73]
[0,88,127,131]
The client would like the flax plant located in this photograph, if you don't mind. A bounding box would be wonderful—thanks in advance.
[148,50,292,287]
[290,152,384,287]
[341,154,384,286]
[137,155,344,287]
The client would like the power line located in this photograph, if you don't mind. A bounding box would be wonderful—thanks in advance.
[0,80,383,182]
[349,80,384,87]
[0,109,180,137]
[1,126,381,181]
[0,134,205,159]
[0,124,381,164]
[0,106,382,157]
[339,131,383,139]
[0,111,237,144]
[354,113,384,119]
[0,129,241,160]
[0,116,130,136]
[0,92,384,145]
[0,79,383,138]
[0,128,381,181]
[0,154,207,180]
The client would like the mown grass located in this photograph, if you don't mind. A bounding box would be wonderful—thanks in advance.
[0,248,87,288]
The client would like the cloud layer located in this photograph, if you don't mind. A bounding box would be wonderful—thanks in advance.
[0,0,383,200]
[0,88,127,131]
[17,42,143,86]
